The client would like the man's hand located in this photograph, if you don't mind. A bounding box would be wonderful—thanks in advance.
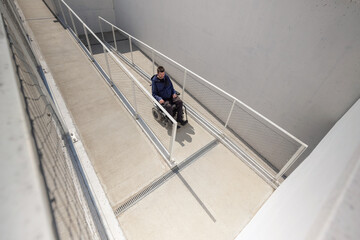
[172,93,177,99]
[159,99,164,104]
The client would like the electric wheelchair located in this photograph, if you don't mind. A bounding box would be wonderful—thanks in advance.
[152,91,188,128]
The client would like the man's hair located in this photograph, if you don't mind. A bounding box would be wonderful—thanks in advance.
[157,66,165,73]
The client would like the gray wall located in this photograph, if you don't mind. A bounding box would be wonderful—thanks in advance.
[236,99,360,240]
[57,0,115,33]
[114,0,360,167]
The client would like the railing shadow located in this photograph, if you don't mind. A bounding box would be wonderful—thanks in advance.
[166,122,196,146]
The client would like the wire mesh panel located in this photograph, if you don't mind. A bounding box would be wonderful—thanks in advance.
[54,10,179,160]
[130,38,154,76]
[92,51,174,157]
[68,10,83,37]
[134,82,174,153]
[53,0,70,28]
[2,3,105,239]
[96,17,308,179]
[113,30,131,59]
[86,16,310,183]
[227,102,301,172]
[184,72,234,124]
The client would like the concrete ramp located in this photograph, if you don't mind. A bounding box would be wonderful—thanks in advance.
[118,143,273,240]
[16,0,274,239]
[16,0,167,207]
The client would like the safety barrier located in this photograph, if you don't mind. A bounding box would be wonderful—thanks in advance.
[0,0,106,238]
[97,17,308,181]
[52,0,179,165]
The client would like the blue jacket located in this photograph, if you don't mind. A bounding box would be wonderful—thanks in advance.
[151,74,176,102]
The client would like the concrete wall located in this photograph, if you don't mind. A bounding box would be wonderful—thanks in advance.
[235,99,360,240]
[113,0,360,168]
[0,14,56,240]
[55,0,115,32]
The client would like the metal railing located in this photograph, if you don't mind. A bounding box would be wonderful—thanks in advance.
[97,16,308,181]
[54,0,178,165]
[1,0,107,238]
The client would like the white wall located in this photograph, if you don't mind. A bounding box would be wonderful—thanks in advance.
[235,99,360,240]
[0,15,56,240]
[59,0,115,33]
[113,0,360,169]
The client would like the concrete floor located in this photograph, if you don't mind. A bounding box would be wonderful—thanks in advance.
[16,0,274,239]
[93,36,278,175]
[93,52,216,163]
[118,143,273,240]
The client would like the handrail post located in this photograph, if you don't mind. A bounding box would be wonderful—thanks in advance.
[129,36,134,64]
[169,123,177,165]
[152,49,155,76]
[98,17,104,41]
[275,145,306,181]
[112,26,117,50]
[182,69,187,101]
[225,99,236,128]
[58,0,67,25]
[132,81,138,118]
[83,25,92,55]
[103,47,113,86]
[68,9,77,36]
[64,14,310,183]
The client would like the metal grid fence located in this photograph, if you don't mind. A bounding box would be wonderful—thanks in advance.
[52,0,179,165]
[97,16,308,181]
[1,1,106,238]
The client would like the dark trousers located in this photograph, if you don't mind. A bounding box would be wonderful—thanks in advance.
[163,97,183,122]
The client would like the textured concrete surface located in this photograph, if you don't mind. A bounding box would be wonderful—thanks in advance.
[17,0,167,207]
[118,144,273,240]
[16,0,275,239]
[93,52,217,164]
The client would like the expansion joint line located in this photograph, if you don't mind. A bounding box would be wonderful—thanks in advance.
[113,139,219,217]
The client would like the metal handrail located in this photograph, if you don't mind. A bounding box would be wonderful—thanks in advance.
[98,16,308,180]
[59,0,178,162]
[98,16,307,148]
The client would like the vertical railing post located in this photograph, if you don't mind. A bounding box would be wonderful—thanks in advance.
[132,81,138,118]
[169,123,177,165]
[182,69,187,101]
[83,25,92,55]
[225,99,236,128]
[112,25,117,50]
[52,0,61,20]
[58,0,67,25]
[68,9,77,36]
[129,36,134,64]
[98,17,104,41]
[275,145,307,182]
[152,49,155,76]
[103,47,113,86]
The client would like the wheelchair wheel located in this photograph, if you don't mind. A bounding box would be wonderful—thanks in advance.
[162,118,170,128]
[152,107,163,121]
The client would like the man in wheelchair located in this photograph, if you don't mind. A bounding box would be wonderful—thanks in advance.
[151,66,188,127]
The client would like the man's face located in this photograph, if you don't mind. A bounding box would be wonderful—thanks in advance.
[158,71,165,79]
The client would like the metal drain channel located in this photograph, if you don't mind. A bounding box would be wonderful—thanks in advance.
[114,139,219,216]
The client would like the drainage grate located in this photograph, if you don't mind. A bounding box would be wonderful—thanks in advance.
[113,139,218,216]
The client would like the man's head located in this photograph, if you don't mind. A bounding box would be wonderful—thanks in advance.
[157,66,165,79]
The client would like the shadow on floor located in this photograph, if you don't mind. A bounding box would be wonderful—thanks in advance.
[167,121,195,146]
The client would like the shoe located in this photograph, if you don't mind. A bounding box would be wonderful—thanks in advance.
[179,120,188,126]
